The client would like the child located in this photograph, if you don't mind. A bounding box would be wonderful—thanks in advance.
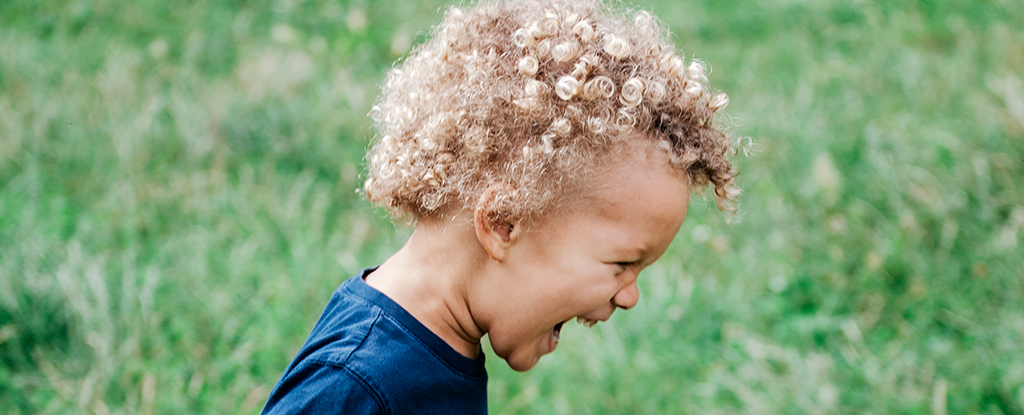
[262,0,738,413]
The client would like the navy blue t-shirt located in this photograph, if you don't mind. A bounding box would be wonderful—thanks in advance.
[262,268,488,414]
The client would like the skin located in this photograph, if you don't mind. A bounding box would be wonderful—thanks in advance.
[365,144,691,371]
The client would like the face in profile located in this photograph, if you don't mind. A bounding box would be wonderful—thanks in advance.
[482,147,691,371]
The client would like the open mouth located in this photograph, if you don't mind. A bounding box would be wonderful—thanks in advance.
[553,317,600,345]
[553,321,565,342]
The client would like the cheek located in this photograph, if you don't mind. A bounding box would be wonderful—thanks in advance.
[488,316,542,347]
[548,265,619,303]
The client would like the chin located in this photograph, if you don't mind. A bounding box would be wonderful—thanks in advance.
[497,346,542,372]
[506,356,540,372]
[489,335,546,371]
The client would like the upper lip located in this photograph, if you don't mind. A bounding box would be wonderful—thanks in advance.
[579,310,613,322]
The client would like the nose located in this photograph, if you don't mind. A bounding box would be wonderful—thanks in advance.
[612,280,640,310]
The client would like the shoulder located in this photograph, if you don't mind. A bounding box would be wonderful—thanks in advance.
[296,281,384,366]
[261,360,386,415]
[342,313,489,414]
[266,273,487,414]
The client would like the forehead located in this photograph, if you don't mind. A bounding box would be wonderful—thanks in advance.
[509,134,689,230]
[569,145,691,250]
[596,147,689,212]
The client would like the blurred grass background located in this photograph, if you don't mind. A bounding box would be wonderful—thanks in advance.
[1,0,1023,413]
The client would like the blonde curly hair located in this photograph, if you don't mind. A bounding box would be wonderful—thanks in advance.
[364,0,739,222]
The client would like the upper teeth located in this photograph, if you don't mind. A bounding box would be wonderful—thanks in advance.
[576,317,598,328]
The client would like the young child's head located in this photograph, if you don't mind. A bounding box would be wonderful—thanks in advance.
[361,0,740,371]
[363,0,738,226]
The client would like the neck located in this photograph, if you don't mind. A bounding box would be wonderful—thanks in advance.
[364,214,488,358]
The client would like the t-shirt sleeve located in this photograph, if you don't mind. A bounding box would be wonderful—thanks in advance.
[261,361,385,415]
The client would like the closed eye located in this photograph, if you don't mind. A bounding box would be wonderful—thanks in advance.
[614,262,633,275]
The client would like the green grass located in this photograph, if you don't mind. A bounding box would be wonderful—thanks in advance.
[2,0,1023,413]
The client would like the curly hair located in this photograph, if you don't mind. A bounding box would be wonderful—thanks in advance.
[364,0,740,222]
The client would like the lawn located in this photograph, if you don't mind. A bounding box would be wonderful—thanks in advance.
[1,0,1023,413]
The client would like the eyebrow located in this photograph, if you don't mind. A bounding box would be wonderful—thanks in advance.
[615,245,648,263]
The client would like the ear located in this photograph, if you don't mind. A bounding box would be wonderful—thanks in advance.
[473,184,520,261]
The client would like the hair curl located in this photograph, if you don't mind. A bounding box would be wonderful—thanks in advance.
[364,0,740,222]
